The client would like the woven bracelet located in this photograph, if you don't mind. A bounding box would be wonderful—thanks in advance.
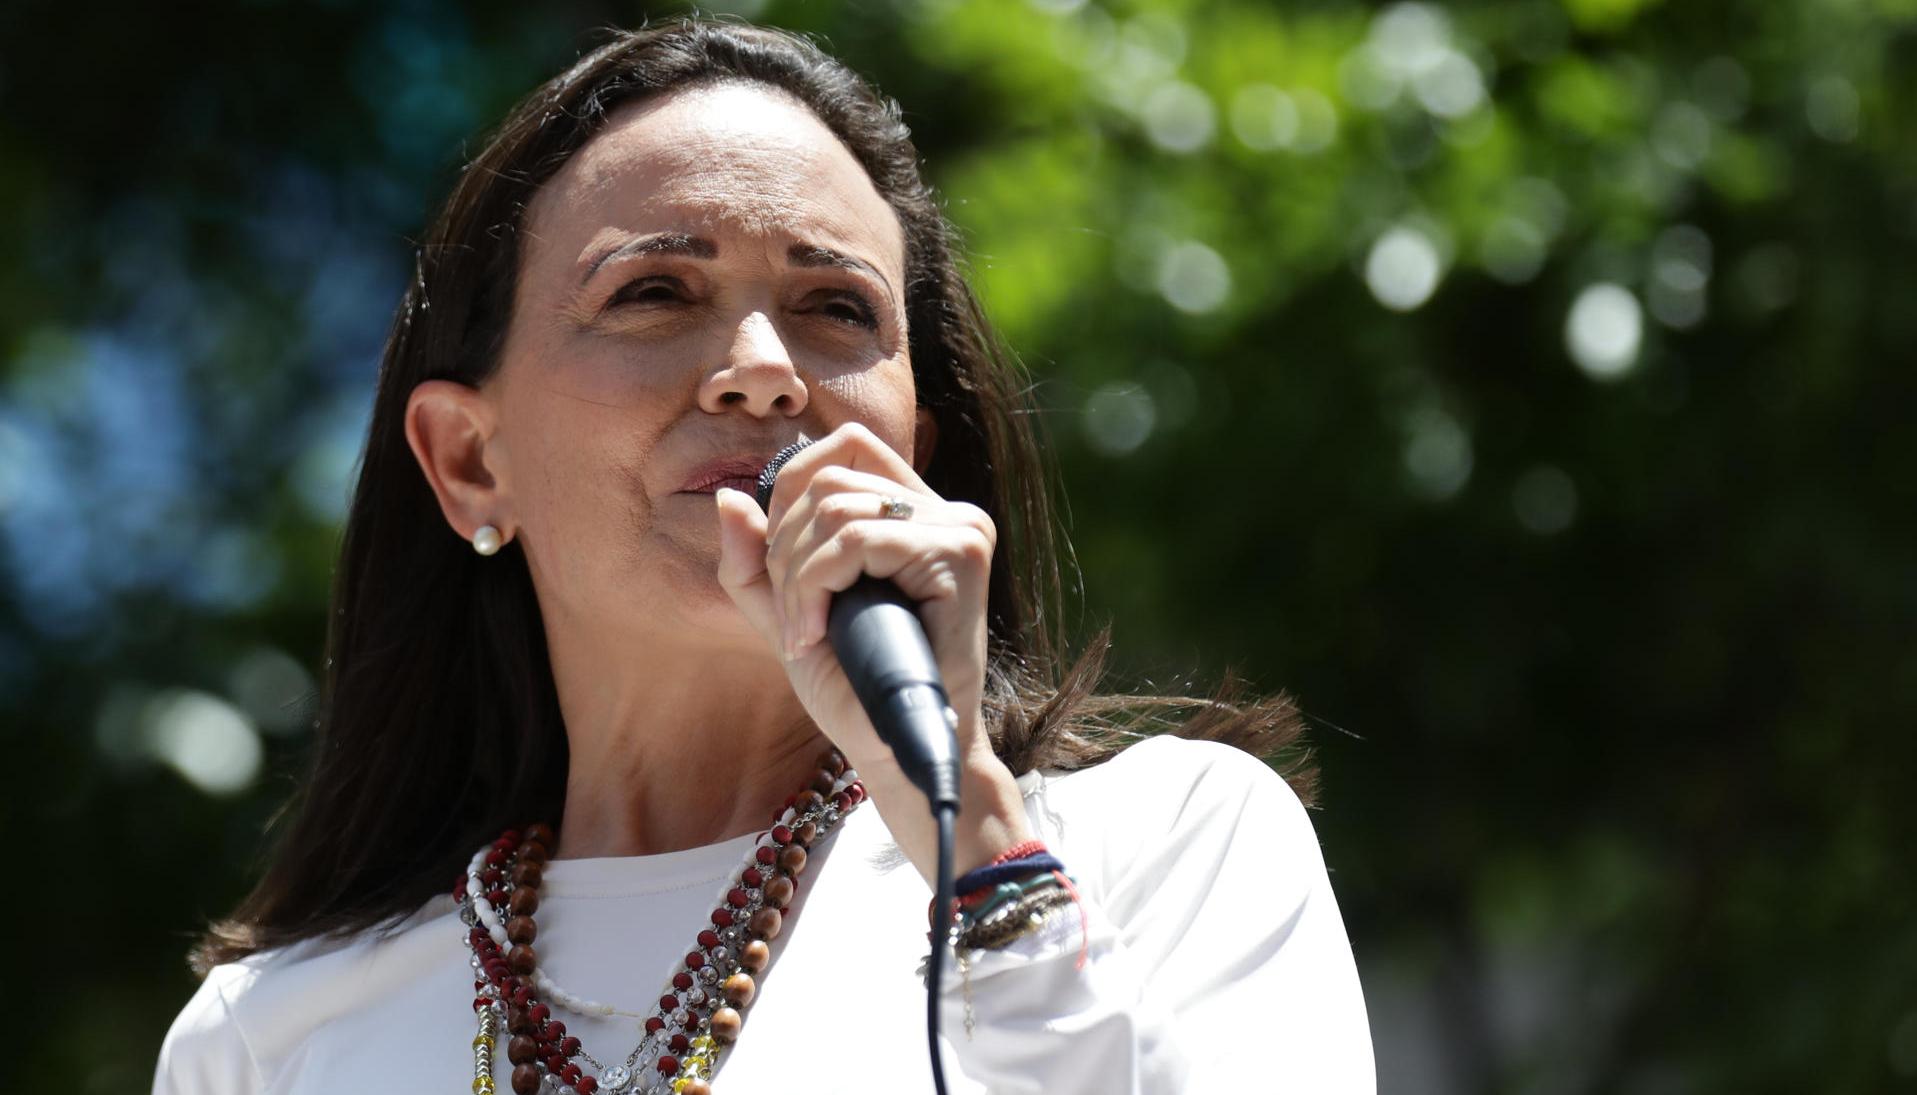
[954,852,1066,899]
[959,871,1068,922]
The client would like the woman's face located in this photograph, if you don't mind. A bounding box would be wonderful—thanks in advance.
[484,81,924,652]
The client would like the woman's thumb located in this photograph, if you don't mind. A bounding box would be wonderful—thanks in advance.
[714,487,776,632]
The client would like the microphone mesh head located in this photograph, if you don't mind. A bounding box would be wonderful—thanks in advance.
[755,440,812,512]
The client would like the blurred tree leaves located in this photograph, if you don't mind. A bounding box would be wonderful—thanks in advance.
[3,0,1914,1091]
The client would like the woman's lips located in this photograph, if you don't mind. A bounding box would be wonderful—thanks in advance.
[677,451,786,494]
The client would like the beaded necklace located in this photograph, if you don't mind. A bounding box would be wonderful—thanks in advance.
[458,748,866,1095]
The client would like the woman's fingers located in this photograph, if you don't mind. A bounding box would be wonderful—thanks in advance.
[713,487,782,652]
[783,498,994,655]
[727,420,994,673]
[765,463,929,582]
[762,422,930,532]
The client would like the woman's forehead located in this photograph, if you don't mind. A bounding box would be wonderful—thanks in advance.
[524,83,903,281]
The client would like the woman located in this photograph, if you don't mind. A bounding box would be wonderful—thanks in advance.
[156,18,1373,1095]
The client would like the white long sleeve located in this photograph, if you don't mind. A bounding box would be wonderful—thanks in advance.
[944,735,1375,1093]
[152,962,265,1095]
[153,734,1372,1094]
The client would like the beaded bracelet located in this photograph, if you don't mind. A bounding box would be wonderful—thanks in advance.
[986,840,1048,865]
[917,878,1075,976]
[926,839,1090,981]
[956,886,1079,951]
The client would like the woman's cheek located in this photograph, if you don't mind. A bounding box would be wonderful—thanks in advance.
[544,331,689,409]
[813,366,918,443]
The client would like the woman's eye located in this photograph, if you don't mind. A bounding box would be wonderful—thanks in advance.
[609,277,682,307]
[818,291,879,330]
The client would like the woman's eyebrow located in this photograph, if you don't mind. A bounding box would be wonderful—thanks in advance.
[579,232,716,286]
[786,243,895,301]
[577,233,894,300]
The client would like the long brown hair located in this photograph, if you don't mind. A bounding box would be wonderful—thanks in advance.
[193,17,1311,974]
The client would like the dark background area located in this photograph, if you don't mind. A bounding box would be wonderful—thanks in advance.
[2,0,1913,1091]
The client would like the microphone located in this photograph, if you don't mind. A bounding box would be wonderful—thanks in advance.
[755,440,962,812]
[757,438,962,1095]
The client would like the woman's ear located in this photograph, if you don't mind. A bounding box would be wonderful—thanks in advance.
[911,405,939,477]
[404,379,514,548]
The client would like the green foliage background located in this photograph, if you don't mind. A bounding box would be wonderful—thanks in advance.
[2,0,1912,1090]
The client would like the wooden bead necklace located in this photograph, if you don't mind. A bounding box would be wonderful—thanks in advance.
[459,747,866,1095]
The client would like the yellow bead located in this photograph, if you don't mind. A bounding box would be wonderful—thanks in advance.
[472,1034,495,1049]
[691,1035,715,1053]
[473,1078,495,1095]
[671,1080,689,1094]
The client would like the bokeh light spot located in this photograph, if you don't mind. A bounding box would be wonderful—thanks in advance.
[1401,405,1474,500]
[1566,283,1644,380]
[141,689,263,796]
[1481,217,1548,284]
[1290,89,1340,153]
[1649,224,1713,329]
[1806,75,1860,142]
[1156,241,1232,314]
[1372,3,1452,79]
[1512,465,1580,534]
[1083,382,1157,456]
[1230,84,1299,151]
[1414,50,1486,118]
[1651,102,1713,171]
[1692,56,1751,122]
[1120,11,1186,70]
[1142,81,1216,153]
[228,646,317,736]
[1366,226,1444,311]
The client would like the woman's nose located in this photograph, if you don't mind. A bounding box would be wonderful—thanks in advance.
[698,310,808,417]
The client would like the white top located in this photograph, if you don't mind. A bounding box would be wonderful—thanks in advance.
[153,735,1375,1094]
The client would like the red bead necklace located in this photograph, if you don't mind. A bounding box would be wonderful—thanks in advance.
[458,747,867,1095]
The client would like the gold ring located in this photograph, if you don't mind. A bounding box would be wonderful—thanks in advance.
[879,496,915,520]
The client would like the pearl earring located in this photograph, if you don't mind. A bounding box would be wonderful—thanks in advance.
[472,525,503,556]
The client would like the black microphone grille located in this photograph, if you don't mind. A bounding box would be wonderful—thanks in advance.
[755,439,813,512]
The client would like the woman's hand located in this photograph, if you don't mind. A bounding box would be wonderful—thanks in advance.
[713,420,991,774]
[713,421,1033,883]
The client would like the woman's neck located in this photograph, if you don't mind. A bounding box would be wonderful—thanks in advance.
[544,618,825,860]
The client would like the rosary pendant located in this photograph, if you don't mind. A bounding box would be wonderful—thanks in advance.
[599,1064,631,1091]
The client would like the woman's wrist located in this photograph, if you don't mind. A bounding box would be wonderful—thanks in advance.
[855,745,1035,888]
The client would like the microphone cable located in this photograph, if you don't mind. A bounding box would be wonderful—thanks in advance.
[927,800,957,1095]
